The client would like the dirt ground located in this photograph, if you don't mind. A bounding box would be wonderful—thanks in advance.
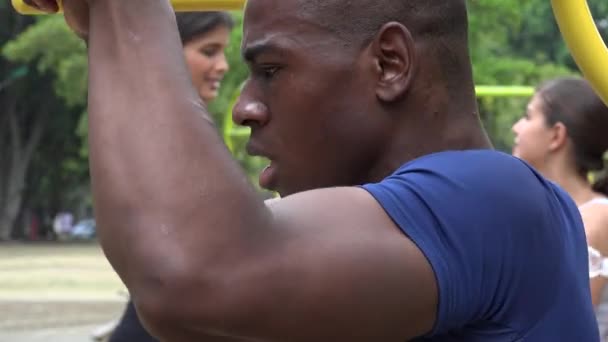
[0,243,127,342]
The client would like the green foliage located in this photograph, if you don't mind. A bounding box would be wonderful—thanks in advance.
[3,16,88,107]
[208,11,247,125]
[468,0,524,60]
[1,13,90,222]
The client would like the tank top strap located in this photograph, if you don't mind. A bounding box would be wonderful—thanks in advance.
[579,197,608,209]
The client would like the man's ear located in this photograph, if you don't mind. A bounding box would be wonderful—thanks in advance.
[371,22,416,103]
[548,122,569,152]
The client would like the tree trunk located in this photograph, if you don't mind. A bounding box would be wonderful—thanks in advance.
[0,113,8,233]
[0,100,46,240]
[0,11,40,240]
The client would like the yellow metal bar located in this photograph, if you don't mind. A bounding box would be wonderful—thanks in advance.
[12,0,245,15]
[475,85,534,98]
[226,86,535,139]
[229,127,251,138]
[552,0,608,106]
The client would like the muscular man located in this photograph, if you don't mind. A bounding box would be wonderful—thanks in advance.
[28,0,600,340]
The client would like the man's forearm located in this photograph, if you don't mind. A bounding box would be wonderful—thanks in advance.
[86,0,270,297]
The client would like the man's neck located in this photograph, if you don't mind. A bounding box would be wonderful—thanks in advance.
[367,112,492,183]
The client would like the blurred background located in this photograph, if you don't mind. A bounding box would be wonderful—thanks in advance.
[0,0,607,341]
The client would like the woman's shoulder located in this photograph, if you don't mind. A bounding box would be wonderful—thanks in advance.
[579,196,608,218]
[580,197,608,252]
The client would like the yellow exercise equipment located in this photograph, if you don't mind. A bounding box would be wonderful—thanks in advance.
[11,0,608,106]
[11,0,245,14]
[551,0,608,106]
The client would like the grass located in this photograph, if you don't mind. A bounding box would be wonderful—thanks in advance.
[0,242,126,301]
[0,243,128,333]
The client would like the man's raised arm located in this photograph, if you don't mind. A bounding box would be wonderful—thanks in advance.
[83,0,268,305]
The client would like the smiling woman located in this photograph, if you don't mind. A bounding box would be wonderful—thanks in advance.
[178,12,234,103]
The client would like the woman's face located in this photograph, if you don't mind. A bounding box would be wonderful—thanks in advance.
[183,25,231,103]
[512,94,556,169]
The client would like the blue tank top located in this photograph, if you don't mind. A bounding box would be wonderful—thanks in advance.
[361,150,599,341]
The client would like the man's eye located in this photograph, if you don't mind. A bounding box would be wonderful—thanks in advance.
[259,65,280,79]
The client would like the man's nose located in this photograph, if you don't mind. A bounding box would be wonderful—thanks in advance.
[232,96,270,127]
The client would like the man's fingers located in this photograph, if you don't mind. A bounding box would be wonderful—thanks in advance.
[62,0,90,40]
[28,0,59,12]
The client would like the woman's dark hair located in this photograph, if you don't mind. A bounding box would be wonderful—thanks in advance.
[175,12,234,45]
[537,77,608,195]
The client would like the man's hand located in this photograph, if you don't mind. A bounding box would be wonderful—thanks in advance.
[24,0,90,39]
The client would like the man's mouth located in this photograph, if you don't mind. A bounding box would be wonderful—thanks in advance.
[259,162,277,190]
[246,142,276,190]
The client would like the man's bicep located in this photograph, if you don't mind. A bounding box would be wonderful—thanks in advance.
[237,187,438,341]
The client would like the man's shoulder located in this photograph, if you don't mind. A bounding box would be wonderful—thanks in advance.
[395,149,532,177]
[367,148,579,231]
[362,150,590,338]
[388,149,548,196]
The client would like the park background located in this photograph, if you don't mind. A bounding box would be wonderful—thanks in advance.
[0,1,607,341]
